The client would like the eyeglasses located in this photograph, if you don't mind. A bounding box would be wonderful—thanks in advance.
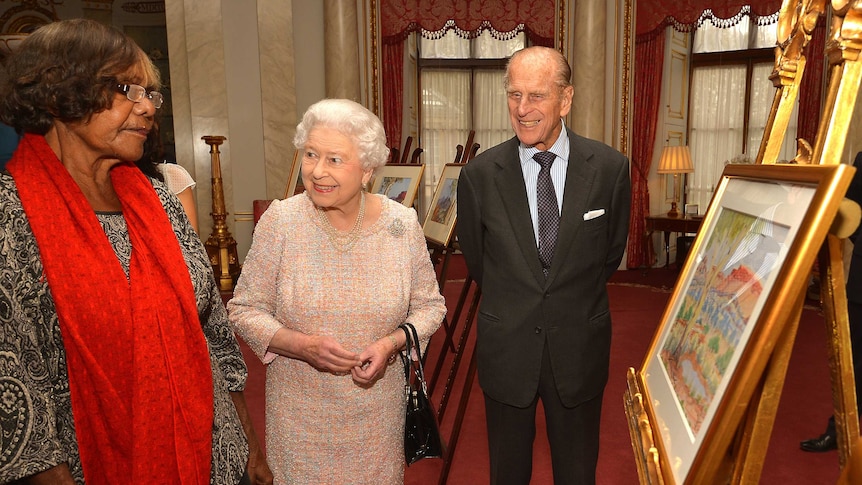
[116,83,164,109]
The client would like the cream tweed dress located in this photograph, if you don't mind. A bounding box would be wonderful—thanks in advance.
[228,193,446,484]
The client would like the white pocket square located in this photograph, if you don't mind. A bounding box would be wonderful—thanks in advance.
[583,209,605,221]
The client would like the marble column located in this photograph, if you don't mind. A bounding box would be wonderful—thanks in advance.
[323,0,361,101]
[163,0,231,246]
[570,0,606,141]
[256,0,297,200]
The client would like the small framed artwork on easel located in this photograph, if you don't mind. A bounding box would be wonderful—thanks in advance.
[422,163,462,247]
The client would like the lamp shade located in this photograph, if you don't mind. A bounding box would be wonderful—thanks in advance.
[657,146,694,174]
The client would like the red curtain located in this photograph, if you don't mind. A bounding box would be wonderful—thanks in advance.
[379,0,556,152]
[626,31,666,269]
[382,42,404,152]
[636,0,784,39]
[797,20,827,146]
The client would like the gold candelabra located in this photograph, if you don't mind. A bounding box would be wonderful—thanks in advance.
[202,135,240,292]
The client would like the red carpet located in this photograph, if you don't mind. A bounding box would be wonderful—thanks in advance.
[237,261,842,484]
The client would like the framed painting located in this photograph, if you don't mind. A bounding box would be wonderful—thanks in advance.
[283,150,304,198]
[423,163,463,247]
[370,163,425,208]
[631,163,855,483]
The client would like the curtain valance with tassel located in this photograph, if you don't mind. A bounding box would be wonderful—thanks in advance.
[636,1,784,40]
[380,0,555,46]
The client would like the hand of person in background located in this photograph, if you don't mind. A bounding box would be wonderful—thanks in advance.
[245,426,274,485]
[229,392,274,485]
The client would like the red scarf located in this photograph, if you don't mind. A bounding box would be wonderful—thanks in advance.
[8,134,213,484]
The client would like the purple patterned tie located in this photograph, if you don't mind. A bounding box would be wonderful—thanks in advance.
[534,151,558,276]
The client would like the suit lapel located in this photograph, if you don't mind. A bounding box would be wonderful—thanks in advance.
[493,139,547,285]
[549,130,597,282]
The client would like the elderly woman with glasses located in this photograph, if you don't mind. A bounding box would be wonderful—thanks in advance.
[0,19,272,484]
[228,99,446,484]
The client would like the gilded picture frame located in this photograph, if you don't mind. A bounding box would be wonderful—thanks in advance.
[423,163,463,247]
[283,150,304,198]
[370,163,425,208]
[630,163,855,483]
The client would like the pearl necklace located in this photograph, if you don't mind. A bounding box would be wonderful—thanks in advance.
[317,192,366,251]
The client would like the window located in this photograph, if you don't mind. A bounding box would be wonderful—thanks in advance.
[418,30,525,204]
[686,17,798,209]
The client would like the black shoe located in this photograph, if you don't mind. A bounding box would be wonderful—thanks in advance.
[800,432,838,452]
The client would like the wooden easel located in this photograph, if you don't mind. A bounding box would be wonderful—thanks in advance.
[427,129,479,293]
[626,1,862,482]
[419,131,485,485]
[389,135,425,165]
[425,131,480,357]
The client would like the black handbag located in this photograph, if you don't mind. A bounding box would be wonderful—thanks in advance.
[399,322,444,465]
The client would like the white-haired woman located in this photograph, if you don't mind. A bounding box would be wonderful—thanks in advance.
[228,98,446,484]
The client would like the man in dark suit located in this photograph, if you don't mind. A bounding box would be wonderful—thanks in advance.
[800,152,862,452]
[457,46,631,484]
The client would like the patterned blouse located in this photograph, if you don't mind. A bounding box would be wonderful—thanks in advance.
[0,172,249,484]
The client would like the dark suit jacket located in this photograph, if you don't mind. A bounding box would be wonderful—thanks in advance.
[846,152,862,304]
[457,129,631,408]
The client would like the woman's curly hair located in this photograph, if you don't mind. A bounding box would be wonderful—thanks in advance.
[0,18,160,135]
[293,99,390,174]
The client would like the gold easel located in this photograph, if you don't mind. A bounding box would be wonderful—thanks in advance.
[625,0,862,482]
[795,0,862,470]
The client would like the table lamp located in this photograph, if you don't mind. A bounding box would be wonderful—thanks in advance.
[657,145,694,217]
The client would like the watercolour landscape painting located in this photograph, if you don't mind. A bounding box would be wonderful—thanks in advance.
[659,208,787,435]
[376,176,411,203]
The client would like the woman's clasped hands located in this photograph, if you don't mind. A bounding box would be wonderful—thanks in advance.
[352,338,397,385]
[302,334,395,385]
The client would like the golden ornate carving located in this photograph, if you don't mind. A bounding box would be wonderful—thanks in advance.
[757,0,826,165]
[827,0,862,65]
[819,234,859,468]
[624,368,665,484]
[558,0,566,52]
[770,0,862,471]
[793,137,814,164]
[0,0,57,37]
[811,0,862,165]
[620,0,632,155]
[202,136,240,292]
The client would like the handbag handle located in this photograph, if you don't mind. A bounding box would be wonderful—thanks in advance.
[398,323,429,391]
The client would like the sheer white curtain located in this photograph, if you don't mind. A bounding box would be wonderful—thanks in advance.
[693,16,778,52]
[420,31,469,59]
[747,62,799,163]
[421,70,470,216]
[472,30,524,58]
[418,30,523,218]
[686,18,797,211]
[688,65,746,209]
[692,20,750,52]
[473,70,511,158]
